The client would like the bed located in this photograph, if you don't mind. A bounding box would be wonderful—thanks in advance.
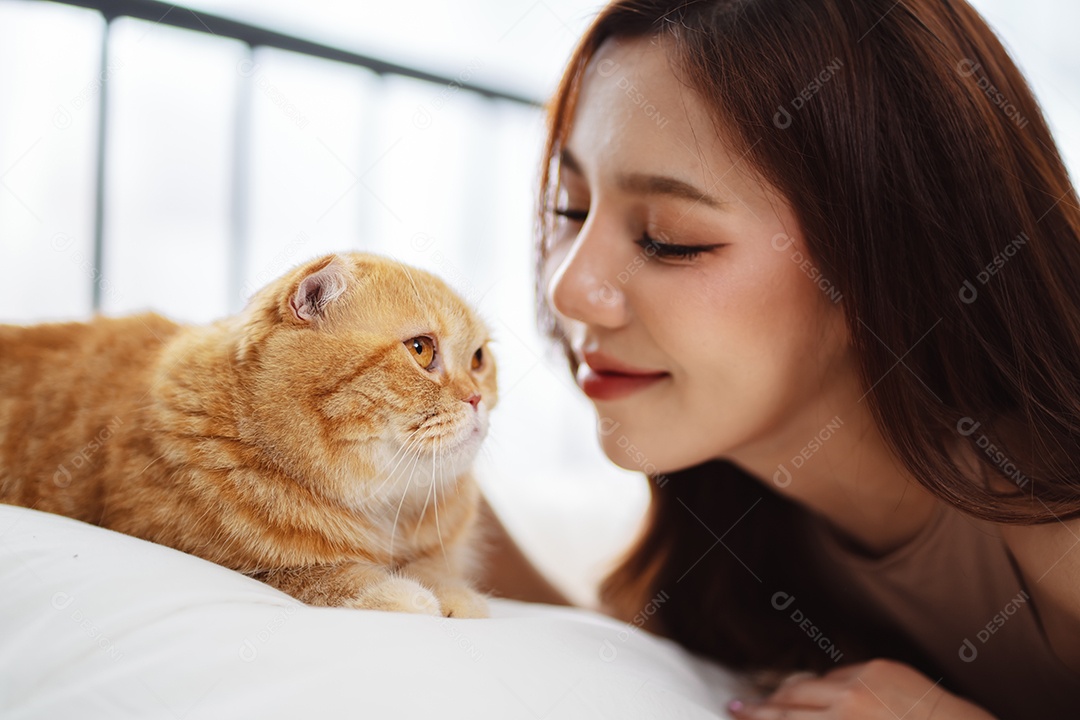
[0,503,744,718]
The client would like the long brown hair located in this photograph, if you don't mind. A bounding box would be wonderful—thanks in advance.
[535,0,1080,684]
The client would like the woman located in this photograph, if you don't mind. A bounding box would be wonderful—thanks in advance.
[478,1,1080,718]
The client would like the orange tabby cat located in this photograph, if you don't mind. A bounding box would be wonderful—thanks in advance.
[0,252,497,618]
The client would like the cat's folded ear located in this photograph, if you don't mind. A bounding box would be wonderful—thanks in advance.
[288,255,350,324]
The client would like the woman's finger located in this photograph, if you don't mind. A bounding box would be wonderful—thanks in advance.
[765,676,844,708]
[777,671,818,688]
[820,662,869,682]
[728,701,826,720]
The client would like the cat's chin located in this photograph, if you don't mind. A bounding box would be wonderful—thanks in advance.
[420,426,485,476]
[416,414,487,467]
[367,427,485,495]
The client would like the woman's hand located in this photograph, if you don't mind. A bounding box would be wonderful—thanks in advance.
[727,659,998,720]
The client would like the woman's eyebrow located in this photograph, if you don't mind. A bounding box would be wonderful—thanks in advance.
[559,146,730,211]
[617,173,730,210]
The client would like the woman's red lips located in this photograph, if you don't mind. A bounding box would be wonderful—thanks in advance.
[577,352,669,401]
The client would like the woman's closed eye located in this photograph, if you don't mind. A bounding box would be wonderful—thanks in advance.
[554,207,589,222]
[554,207,724,262]
[635,233,722,261]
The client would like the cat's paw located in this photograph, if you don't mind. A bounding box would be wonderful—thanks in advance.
[346,577,442,616]
[434,585,490,619]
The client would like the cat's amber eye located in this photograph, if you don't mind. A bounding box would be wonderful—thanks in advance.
[406,336,436,370]
[471,347,483,370]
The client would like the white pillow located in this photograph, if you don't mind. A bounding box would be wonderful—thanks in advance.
[0,504,744,719]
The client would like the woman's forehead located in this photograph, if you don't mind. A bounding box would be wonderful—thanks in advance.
[565,37,784,217]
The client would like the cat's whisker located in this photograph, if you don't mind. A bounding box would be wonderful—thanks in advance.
[483,443,498,464]
[396,260,426,311]
[434,436,450,573]
[388,439,425,560]
[368,429,425,502]
[136,453,168,477]
[412,464,435,541]
[382,427,423,478]
[369,427,429,504]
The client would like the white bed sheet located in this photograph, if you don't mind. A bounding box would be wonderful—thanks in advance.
[0,504,744,719]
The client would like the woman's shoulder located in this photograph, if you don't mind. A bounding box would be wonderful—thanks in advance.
[999,514,1080,679]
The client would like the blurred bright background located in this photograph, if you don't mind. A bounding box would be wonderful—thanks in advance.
[0,0,1077,605]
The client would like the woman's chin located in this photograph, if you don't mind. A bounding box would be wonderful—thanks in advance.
[597,432,729,479]
[598,433,672,477]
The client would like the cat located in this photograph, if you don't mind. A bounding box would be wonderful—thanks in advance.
[0,252,497,618]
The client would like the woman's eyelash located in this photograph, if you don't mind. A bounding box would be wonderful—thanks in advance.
[553,208,718,260]
[553,208,588,222]
[635,234,717,260]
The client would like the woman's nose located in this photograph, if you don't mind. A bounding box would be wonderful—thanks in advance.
[545,219,628,329]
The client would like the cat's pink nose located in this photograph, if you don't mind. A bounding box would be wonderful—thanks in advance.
[464,393,481,409]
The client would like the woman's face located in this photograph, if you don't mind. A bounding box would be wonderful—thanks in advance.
[544,35,855,479]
